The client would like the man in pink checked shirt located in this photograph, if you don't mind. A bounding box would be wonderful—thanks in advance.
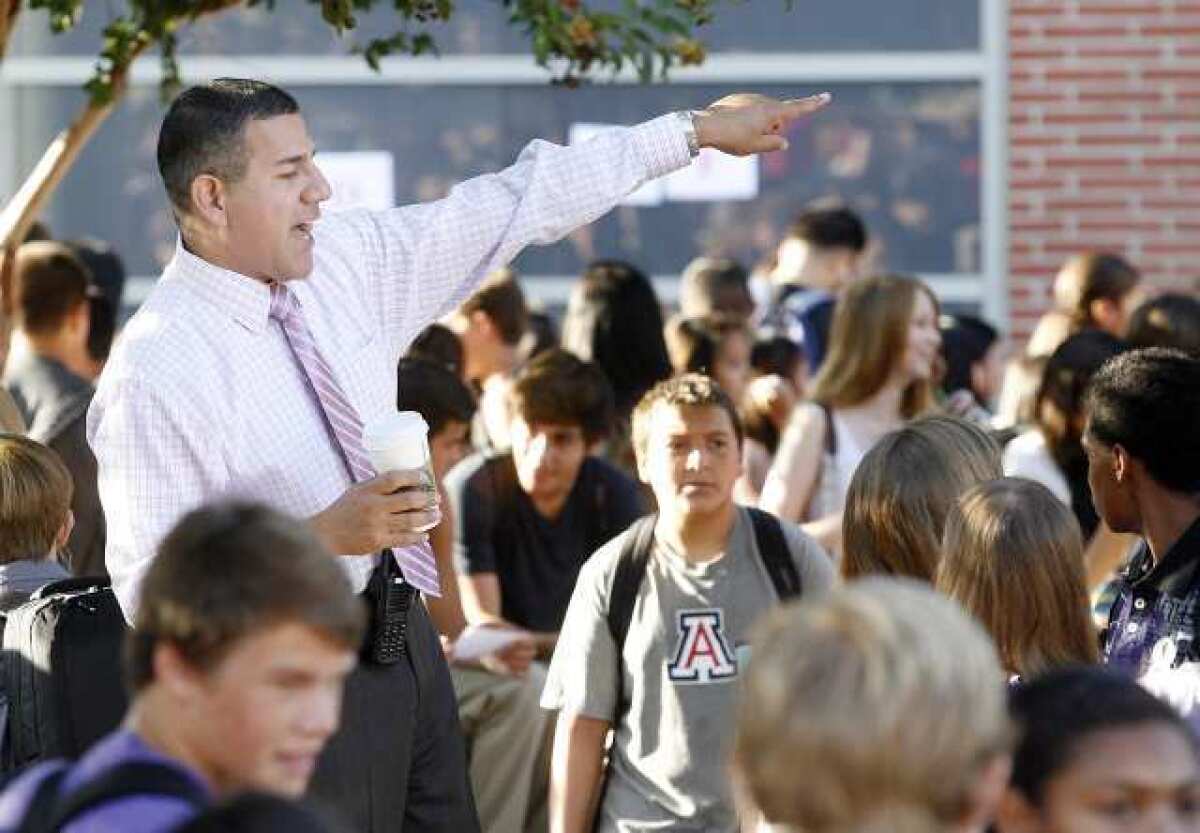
[86,77,830,833]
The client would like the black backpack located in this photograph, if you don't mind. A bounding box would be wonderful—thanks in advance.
[11,760,208,833]
[604,507,802,718]
[2,577,129,771]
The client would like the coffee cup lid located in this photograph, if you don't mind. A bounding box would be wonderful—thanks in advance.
[362,411,429,450]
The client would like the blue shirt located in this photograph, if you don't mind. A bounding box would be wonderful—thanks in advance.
[759,285,835,372]
[1103,516,1200,726]
[0,729,211,833]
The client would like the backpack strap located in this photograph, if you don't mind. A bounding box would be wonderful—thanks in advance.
[12,765,70,833]
[583,473,611,556]
[816,401,838,456]
[605,515,658,721]
[746,508,803,602]
[30,576,111,601]
[24,761,208,833]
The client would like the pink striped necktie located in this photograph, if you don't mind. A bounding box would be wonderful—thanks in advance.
[269,283,441,596]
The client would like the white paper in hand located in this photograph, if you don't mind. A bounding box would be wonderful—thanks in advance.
[453,624,528,662]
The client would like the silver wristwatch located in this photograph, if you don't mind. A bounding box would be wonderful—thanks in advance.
[676,110,701,158]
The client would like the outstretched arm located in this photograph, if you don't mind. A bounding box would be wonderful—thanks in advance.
[337,92,831,351]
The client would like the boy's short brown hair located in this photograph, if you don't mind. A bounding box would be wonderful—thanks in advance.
[458,268,529,346]
[11,242,92,336]
[125,502,366,692]
[507,348,614,442]
[0,434,73,564]
[631,373,743,465]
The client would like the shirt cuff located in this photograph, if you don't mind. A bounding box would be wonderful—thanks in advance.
[632,113,694,180]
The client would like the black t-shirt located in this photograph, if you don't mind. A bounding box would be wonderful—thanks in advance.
[446,452,644,633]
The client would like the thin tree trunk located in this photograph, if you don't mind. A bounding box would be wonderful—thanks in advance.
[0,97,122,249]
[0,38,150,252]
[0,1,238,372]
[0,92,122,371]
[0,0,20,61]
[0,0,247,251]
[0,40,146,366]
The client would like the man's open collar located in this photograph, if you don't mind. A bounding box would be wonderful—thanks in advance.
[167,237,272,334]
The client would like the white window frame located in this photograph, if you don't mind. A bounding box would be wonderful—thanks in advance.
[0,0,1007,325]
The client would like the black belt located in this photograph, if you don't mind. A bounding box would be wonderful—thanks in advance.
[362,551,417,665]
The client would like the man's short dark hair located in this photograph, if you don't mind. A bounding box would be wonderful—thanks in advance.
[396,357,476,436]
[786,207,868,253]
[157,79,300,216]
[1127,293,1200,356]
[631,373,744,464]
[126,502,365,692]
[1009,665,1193,807]
[508,348,614,443]
[1087,347,1200,493]
[11,242,91,336]
[457,268,528,346]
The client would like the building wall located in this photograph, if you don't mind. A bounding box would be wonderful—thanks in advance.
[1007,0,1200,338]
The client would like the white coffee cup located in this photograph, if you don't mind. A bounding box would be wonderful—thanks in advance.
[362,411,439,531]
[363,411,431,473]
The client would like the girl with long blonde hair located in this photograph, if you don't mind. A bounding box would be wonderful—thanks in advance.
[759,274,941,553]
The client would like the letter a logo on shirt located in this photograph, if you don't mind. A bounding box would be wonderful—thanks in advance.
[667,609,738,684]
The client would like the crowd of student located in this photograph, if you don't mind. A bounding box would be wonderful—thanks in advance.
[2,81,1200,833]
[401,209,1200,832]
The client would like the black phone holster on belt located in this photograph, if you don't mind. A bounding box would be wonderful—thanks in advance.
[363,550,416,665]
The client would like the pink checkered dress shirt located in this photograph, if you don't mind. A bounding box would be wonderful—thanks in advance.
[88,114,691,619]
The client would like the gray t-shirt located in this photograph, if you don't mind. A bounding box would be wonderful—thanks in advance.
[541,506,835,833]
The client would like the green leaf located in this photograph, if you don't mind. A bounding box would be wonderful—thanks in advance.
[532,28,551,64]
[48,0,771,98]
[411,32,439,55]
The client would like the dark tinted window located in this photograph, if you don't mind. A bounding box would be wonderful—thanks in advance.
[10,1,979,56]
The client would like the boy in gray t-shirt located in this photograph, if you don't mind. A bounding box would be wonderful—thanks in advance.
[542,374,834,833]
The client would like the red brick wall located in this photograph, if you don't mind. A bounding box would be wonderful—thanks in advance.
[1007,0,1200,339]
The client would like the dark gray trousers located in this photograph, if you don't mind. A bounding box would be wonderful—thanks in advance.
[308,596,480,833]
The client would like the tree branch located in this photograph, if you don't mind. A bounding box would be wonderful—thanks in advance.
[0,37,150,250]
[0,1,248,250]
[0,0,21,61]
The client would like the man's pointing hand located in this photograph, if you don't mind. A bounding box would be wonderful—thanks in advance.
[693,92,832,156]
